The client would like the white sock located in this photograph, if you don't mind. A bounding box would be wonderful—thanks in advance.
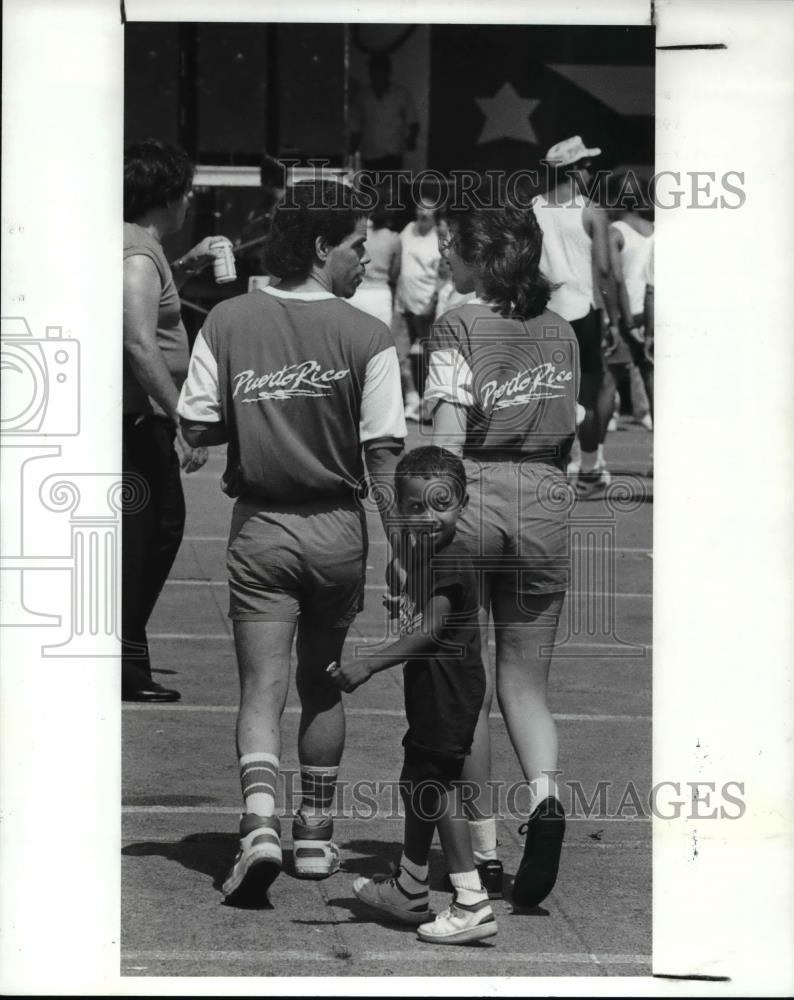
[399,853,428,887]
[581,449,598,473]
[469,817,498,862]
[596,444,605,465]
[450,870,486,905]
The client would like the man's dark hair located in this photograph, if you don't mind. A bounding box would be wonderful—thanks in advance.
[395,446,467,504]
[264,181,365,281]
[123,138,194,222]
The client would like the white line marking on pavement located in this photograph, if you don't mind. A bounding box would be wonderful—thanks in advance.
[185,536,653,554]
[164,579,653,598]
[147,633,652,654]
[122,807,650,822]
[120,948,650,966]
[123,704,650,721]
[121,833,650,847]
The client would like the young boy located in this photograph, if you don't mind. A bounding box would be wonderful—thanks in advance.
[328,447,496,945]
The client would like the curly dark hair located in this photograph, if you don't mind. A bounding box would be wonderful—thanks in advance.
[264,181,366,281]
[395,446,467,505]
[450,201,552,321]
[123,138,194,222]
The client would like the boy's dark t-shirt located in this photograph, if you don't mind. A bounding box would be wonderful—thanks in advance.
[398,536,485,759]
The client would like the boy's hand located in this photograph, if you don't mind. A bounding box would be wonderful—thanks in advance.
[327,659,373,693]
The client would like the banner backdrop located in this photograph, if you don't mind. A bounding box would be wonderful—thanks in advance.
[428,24,654,174]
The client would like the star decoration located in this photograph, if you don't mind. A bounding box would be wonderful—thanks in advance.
[475,83,541,145]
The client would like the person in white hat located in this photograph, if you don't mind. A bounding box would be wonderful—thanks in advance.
[532,136,620,495]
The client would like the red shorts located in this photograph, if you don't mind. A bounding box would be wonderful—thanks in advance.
[226,496,367,627]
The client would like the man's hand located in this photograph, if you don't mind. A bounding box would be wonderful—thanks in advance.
[175,429,209,474]
[327,658,373,694]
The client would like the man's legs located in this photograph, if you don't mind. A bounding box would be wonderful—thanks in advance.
[222,618,295,905]
[291,620,349,878]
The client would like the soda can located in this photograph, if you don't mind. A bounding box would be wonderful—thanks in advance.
[210,238,236,284]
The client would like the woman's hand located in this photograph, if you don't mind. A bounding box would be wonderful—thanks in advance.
[178,236,232,276]
[175,429,209,473]
[327,659,374,693]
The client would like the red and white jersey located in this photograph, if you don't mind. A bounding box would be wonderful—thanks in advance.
[178,286,406,503]
[425,300,579,466]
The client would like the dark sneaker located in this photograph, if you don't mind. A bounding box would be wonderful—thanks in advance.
[222,813,282,906]
[476,859,504,899]
[512,797,566,908]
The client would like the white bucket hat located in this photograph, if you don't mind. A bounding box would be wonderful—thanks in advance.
[543,135,602,167]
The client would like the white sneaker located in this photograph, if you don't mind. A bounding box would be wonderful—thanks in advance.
[639,413,653,431]
[353,872,431,925]
[417,894,497,945]
[222,813,282,905]
[292,813,340,879]
[607,414,618,432]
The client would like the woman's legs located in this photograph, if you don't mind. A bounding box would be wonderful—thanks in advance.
[491,590,566,812]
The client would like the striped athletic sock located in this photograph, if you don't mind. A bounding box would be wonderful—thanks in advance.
[469,817,498,863]
[299,765,338,823]
[239,752,279,816]
[450,869,487,906]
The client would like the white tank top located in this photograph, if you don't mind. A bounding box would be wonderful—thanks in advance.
[612,221,653,316]
[533,191,593,322]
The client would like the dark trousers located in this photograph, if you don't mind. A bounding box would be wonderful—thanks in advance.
[122,414,185,688]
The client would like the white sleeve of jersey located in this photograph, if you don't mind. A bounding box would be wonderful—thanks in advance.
[177,330,222,423]
[359,345,407,443]
[423,347,475,408]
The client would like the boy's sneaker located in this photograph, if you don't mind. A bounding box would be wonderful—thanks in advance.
[292,812,340,879]
[512,796,566,909]
[417,894,497,945]
[222,813,282,906]
[352,871,431,925]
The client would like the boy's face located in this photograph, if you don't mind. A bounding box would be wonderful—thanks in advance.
[397,474,467,551]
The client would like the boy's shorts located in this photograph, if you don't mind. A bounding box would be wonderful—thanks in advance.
[226,496,367,627]
[400,656,486,788]
[456,459,570,597]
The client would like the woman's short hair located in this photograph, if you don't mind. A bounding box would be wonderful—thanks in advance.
[450,200,553,320]
[123,138,194,222]
[264,181,365,281]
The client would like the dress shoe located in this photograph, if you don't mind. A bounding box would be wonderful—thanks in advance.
[122,680,181,703]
